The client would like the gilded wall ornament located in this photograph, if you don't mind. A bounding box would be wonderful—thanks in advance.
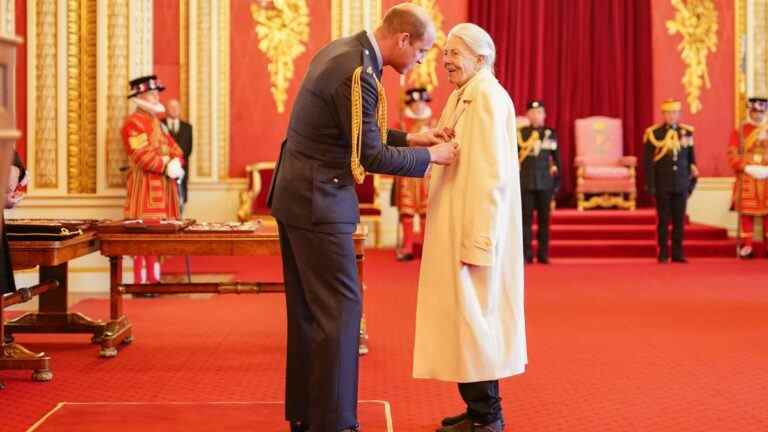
[251,0,310,114]
[666,0,719,114]
[407,0,445,91]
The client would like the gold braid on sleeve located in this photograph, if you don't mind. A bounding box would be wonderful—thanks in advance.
[350,66,388,184]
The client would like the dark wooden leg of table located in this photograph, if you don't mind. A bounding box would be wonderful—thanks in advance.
[5,263,105,343]
[357,252,368,356]
[0,294,52,382]
[99,256,132,358]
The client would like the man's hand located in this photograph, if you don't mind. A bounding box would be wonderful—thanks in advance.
[550,166,559,176]
[5,190,23,209]
[407,128,455,147]
[690,164,700,178]
[428,142,459,166]
[166,157,185,179]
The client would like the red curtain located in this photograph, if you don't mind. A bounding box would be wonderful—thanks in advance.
[469,0,654,202]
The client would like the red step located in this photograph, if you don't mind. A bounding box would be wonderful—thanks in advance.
[536,239,741,258]
[530,209,736,258]
[548,209,690,225]
[534,223,728,241]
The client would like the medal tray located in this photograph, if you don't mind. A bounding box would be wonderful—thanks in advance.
[94,219,195,234]
[5,219,97,234]
[183,221,260,233]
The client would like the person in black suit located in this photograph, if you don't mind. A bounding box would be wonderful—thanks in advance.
[1,151,26,296]
[163,99,193,211]
[644,99,699,263]
[267,4,458,432]
[518,100,560,264]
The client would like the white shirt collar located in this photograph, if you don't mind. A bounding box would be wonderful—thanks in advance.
[366,30,383,72]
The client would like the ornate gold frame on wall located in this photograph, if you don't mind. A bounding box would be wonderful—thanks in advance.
[735,0,768,127]
[735,0,746,127]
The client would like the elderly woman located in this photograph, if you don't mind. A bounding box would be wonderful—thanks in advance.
[413,23,527,432]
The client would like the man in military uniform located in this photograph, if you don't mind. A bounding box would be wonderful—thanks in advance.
[728,97,768,258]
[121,75,185,286]
[644,99,699,263]
[267,4,457,432]
[163,99,193,212]
[518,100,560,264]
[394,87,434,261]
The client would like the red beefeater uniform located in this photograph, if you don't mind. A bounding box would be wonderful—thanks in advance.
[121,110,184,220]
[728,122,768,253]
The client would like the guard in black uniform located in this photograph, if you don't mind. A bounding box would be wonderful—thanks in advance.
[644,99,699,263]
[518,100,560,264]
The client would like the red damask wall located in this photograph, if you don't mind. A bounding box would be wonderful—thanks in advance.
[154,1,181,104]
[148,0,733,179]
[229,0,332,176]
[652,0,734,177]
[230,0,468,177]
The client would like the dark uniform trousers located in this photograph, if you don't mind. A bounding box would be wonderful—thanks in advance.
[459,380,502,424]
[278,221,362,432]
[655,191,688,260]
[522,188,553,261]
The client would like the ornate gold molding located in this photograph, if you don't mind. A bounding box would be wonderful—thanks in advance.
[218,1,230,178]
[34,0,58,189]
[331,0,381,40]
[407,0,445,91]
[106,0,129,189]
[666,0,719,114]
[735,0,746,127]
[194,0,212,178]
[66,0,98,194]
[577,193,637,211]
[251,0,310,114]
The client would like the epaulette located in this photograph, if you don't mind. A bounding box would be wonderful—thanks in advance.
[644,123,662,140]
[680,123,694,132]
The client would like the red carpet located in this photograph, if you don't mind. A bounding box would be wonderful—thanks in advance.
[27,401,391,432]
[2,251,768,431]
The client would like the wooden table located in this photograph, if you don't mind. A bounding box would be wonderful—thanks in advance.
[1,231,101,381]
[97,225,367,357]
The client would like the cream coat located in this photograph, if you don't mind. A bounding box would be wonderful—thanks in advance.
[413,68,527,382]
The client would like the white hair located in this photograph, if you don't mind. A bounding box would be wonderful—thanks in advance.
[447,23,496,69]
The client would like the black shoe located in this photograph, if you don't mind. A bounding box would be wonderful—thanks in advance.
[671,256,688,263]
[524,257,534,264]
[437,418,503,432]
[396,250,415,261]
[441,413,505,429]
[657,255,669,263]
[537,256,550,264]
[441,412,467,427]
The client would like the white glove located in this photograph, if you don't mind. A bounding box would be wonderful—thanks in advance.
[744,164,768,179]
[165,157,185,179]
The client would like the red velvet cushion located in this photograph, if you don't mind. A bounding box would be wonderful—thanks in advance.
[359,207,381,216]
[355,175,376,205]
[252,168,274,213]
